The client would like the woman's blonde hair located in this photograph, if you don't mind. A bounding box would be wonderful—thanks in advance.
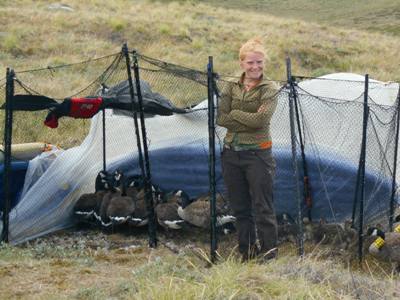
[239,37,266,61]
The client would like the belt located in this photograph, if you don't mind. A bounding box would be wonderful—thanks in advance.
[224,144,253,151]
[224,141,272,152]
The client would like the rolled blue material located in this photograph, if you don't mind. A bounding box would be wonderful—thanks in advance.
[0,161,29,212]
[109,145,397,223]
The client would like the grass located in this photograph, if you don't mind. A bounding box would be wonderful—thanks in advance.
[1,1,400,78]
[1,228,399,299]
[201,0,400,36]
[1,0,400,146]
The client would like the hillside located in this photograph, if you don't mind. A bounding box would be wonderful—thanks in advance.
[1,0,400,146]
[1,0,400,80]
[202,0,400,36]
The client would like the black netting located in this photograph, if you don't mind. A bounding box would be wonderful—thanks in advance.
[0,49,214,245]
[292,77,399,233]
[1,49,399,260]
[215,73,399,256]
[136,53,208,108]
[353,100,398,230]
[4,53,126,148]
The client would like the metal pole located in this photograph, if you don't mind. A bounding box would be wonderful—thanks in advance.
[2,68,14,243]
[286,57,304,257]
[357,74,369,264]
[389,87,400,231]
[123,44,157,248]
[351,164,362,226]
[123,44,145,182]
[102,108,107,172]
[207,56,217,263]
[100,81,108,172]
[131,50,157,248]
[292,76,313,222]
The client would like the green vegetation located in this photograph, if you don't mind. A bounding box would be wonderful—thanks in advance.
[1,230,399,299]
[1,0,400,79]
[0,0,399,146]
[201,0,400,36]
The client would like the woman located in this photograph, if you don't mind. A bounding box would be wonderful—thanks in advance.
[217,37,279,262]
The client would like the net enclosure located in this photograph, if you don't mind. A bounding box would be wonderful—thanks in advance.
[1,49,399,257]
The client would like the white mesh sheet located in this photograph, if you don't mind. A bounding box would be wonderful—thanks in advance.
[4,73,400,244]
[7,101,214,244]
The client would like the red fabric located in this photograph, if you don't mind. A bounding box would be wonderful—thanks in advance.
[44,113,59,128]
[69,97,103,118]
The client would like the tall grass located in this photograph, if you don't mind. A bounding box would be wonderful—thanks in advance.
[1,232,399,299]
[1,0,400,147]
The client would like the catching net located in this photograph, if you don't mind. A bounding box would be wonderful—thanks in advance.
[1,50,399,249]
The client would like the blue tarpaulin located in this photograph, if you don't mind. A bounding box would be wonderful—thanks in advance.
[0,161,29,212]
[109,145,395,223]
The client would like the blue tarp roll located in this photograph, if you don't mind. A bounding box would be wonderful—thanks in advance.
[108,145,396,222]
[0,161,29,212]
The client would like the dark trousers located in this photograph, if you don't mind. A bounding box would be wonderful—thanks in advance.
[222,148,277,256]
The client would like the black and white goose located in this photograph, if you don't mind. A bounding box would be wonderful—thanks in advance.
[105,177,136,225]
[367,227,400,273]
[127,183,161,227]
[73,170,114,222]
[97,169,129,227]
[177,193,236,229]
[155,190,186,230]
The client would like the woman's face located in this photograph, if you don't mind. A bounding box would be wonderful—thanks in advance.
[240,51,265,80]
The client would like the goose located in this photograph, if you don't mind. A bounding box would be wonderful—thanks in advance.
[312,218,345,245]
[155,190,186,230]
[127,187,148,227]
[97,170,126,227]
[302,217,315,242]
[124,174,145,199]
[177,192,236,229]
[127,183,161,227]
[105,178,136,225]
[367,227,400,273]
[341,219,358,250]
[73,170,114,222]
[277,213,298,243]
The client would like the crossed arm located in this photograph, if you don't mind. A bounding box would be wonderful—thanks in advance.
[216,83,277,132]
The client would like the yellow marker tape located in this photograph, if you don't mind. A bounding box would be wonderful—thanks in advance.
[373,236,385,249]
[394,225,400,233]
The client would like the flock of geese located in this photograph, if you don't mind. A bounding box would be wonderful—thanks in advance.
[276,212,400,272]
[74,170,400,271]
[73,170,236,232]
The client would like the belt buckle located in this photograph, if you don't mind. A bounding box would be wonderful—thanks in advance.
[234,145,245,151]
[228,144,245,151]
[224,144,247,151]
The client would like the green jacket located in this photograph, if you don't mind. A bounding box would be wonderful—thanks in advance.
[216,74,279,146]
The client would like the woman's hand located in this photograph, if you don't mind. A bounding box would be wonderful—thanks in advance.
[258,104,267,113]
